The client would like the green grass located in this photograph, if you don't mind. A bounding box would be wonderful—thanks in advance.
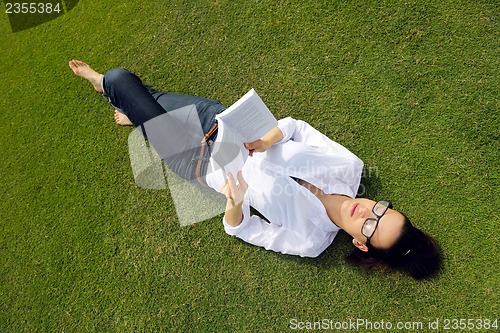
[0,0,498,331]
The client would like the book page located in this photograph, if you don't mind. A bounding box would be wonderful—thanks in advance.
[210,121,248,178]
[216,89,278,143]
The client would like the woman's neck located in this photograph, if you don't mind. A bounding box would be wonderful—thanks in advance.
[320,194,350,229]
[298,179,350,229]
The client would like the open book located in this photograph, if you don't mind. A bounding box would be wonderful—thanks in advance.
[211,89,277,177]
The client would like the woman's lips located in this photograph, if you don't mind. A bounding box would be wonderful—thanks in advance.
[350,203,359,217]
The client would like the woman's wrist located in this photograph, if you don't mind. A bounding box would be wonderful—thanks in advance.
[261,137,273,151]
[263,126,284,146]
[224,200,243,227]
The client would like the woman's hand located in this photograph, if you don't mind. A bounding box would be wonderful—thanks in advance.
[222,171,248,206]
[221,171,248,227]
[244,126,284,156]
[244,139,271,157]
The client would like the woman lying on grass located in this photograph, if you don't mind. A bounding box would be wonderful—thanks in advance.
[69,60,441,279]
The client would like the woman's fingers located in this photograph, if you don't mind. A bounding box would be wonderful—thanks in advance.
[224,171,247,204]
[236,171,248,190]
[227,172,237,192]
[221,174,234,199]
[244,139,264,156]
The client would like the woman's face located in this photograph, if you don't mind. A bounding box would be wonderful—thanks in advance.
[340,198,406,250]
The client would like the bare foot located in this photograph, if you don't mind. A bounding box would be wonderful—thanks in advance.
[69,60,104,93]
[114,110,133,126]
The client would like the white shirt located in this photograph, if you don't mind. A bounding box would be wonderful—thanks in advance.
[206,117,364,257]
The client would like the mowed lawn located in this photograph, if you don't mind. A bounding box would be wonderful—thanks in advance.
[0,0,498,332]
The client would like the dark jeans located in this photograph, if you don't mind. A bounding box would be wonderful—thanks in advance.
[101,68,226,183]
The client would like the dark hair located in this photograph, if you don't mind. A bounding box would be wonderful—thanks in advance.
[346,215,441,280]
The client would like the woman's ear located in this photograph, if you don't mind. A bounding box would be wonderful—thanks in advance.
[352,238,369,252]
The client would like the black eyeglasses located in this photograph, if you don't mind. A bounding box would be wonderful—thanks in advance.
[361,200,392,246]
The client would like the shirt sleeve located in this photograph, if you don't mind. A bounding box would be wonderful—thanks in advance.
[276,117,297,143]
[223,202,335,258]
[277,117,357,154]
[271,117,364,198]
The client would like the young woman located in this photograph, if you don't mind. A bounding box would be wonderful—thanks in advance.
[69,60,441,279]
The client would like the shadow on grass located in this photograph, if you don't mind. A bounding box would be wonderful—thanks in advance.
[237,231,354,271]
